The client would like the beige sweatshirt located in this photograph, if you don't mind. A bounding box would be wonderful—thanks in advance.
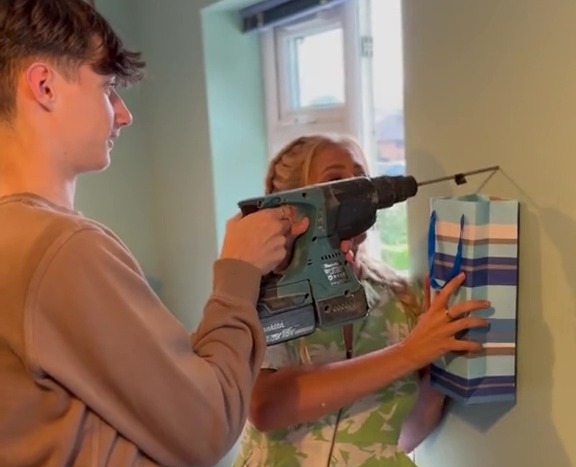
[0,193,266,467]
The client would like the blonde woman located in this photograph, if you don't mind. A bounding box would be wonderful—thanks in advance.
[233,134,489,466]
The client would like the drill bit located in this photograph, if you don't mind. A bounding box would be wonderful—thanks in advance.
[417,165,499,187]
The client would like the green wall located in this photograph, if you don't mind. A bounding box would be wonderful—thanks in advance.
[202,4,267,248]
[86,1,263,463]
[404,1,576,466]
[77,0,159,285]
[133,0,265,328]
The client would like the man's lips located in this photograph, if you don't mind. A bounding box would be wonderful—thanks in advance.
[108,132,120,147]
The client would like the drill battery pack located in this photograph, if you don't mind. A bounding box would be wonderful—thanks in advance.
[257,260,369,346]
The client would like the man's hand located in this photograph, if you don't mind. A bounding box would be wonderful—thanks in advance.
[220,206,309,275]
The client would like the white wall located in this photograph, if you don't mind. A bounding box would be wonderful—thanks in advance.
[404,1,576,466]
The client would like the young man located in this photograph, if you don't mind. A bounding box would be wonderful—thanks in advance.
[0,1,307,466]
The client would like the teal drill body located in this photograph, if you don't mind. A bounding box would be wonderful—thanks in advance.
[238,174,418,346]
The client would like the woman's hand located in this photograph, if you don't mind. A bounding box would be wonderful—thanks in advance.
[340,233,367,276]
[401,272,490,370]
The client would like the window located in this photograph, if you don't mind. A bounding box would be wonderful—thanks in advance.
[260,2,359,155]
[364,0,409,272]
[261,0,409,272]
[275,10,346,115]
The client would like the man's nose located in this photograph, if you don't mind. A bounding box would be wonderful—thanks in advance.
[113,93,133,128]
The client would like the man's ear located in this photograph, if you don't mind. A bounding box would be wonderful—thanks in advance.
[25,63,58,112]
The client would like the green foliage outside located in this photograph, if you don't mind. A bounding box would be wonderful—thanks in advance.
[377,201,409,271]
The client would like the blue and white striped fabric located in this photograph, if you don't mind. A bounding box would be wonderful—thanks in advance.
[428,194,519,405]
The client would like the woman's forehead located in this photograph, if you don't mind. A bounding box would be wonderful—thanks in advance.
[312,143,367,171]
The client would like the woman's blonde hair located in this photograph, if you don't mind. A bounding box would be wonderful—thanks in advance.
[265,133,421,319]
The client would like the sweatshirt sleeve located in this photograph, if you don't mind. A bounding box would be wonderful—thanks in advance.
[25,227,266,467]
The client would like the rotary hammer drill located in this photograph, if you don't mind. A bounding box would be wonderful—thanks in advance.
[238,174,419,346]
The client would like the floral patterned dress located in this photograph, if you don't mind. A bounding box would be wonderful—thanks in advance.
[233,279,419,467]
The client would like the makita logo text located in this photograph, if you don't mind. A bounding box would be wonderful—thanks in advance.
[264,322,285,333]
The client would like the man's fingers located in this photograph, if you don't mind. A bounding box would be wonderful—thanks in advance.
[227,211,243,223]
[269,205,296,221]
[290,217,309,236]
[278,218,292,234]
[268,206,310,236]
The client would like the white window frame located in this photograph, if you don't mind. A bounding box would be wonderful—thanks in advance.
[260,0,367,156]
[259,0,411,267]
[275,11,345,124]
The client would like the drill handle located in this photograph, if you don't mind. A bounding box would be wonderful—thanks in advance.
[238,194,285,216]
[238,192,316,278]
[238,200,262,216]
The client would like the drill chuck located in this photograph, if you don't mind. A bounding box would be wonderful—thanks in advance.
[373,175,418,209]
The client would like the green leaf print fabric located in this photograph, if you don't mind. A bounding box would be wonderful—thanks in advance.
[234,279,420,467]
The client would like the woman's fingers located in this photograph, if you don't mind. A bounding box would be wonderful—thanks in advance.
[423,275,431,310]
[430,272,466,311]
[448,316,490,334]
[449,338,484,353]
[447,299,491,320]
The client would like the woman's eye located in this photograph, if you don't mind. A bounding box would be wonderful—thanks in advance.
[323,174,363,183]
[325,177,343,182]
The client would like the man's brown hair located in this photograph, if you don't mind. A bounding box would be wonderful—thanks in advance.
[0,0,146,121]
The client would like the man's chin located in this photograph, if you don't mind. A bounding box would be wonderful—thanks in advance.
[78,156,111,175]
[96,159,112,172]
[93,153,112,172]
